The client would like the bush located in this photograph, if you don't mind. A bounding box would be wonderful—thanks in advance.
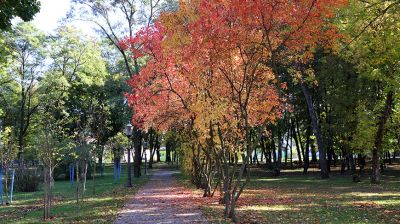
[15,168,41,192]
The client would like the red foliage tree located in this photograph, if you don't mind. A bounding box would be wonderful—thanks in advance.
[123,0,346,221]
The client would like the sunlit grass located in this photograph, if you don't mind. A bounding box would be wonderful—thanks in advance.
[238,205,290,211]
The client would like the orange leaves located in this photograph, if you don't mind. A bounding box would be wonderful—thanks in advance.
[123,0,345,137]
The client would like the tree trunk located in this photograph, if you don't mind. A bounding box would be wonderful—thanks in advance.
[82,161,88,201]
[348,153,360,182]
[76,161,79,203]
[271,130,277,164]
[166,141,172,163]
[148,132,155,169]
[98,146,104,167]
[92,159,96,195]
[148,147,154,169]
[340,152,346,175]
[277,128,282,168]
[327,147,333,172]
[43,167,49,220]
[303,125,311,174]
[387,152,392,165]
[49,168,54,219]
[133,128,142,178]
[18,85,26,165]
[292,123,302,164]
[83,162,88,194]
[290,133,293,167]
[311,140,317,163]
[301,82,329,178]
[371,91,394,183]
[284,126,289,166]
[156,147,161,162]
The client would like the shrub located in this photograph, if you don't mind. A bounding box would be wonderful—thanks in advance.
[15,168,41,192]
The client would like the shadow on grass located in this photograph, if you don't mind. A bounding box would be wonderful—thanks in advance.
[201,164,400,224]
[0,163,153,224]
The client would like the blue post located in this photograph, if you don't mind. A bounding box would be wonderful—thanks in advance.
[113,162,117,182]
[69,165,73,186]
[69,165,71,185]
[71,165,74,185]
[10,169,15,204]
[118,162,121,181]
[0,166,3,206]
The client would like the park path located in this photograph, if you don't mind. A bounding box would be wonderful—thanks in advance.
[114,169,208,224]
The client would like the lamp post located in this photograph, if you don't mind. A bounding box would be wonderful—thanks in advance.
[124,123,133,188]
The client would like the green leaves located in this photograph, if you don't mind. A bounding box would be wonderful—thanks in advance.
[0,0,41,30]
[0,126,18,163]
[106,132,129,159]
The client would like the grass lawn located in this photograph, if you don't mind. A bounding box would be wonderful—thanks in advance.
[178,164,400,224]
[0,164,152,224]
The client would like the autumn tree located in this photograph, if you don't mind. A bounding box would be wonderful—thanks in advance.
[124,0,348,221]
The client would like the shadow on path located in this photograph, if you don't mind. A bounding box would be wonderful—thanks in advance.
[114,169,208,224]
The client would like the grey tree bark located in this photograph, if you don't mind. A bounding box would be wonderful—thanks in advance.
[301,82,329,178]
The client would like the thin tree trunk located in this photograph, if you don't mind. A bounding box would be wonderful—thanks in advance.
[93,159,96,195]
[371,91,394,183]
[83,162,88,194]
[290,132,293,167]
[292,123,302,164]
[303,125,311,174]
[277,128,282,169]
[76,161,79,203]
[156,147,161,162]
[18,86,26,165]
[311,139,317,163]
[296,120,305,163]
[43,167,48,220]
[133,128,142,178]
[49,168,53,219]
[284,126,289,166]
[271,130,277,164]
[327,147,333,172]
[166,141,171,163]
[301,82,329,178]
[340,151,346,174]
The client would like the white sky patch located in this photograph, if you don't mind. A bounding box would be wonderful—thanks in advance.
[31,0,96,37]
[32,0,71,32]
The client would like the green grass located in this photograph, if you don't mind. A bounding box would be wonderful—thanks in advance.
[0,164,152,224]
[179,165,400,224]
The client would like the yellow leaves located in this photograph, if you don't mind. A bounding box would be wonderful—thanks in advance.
[0,126,18,163]
[350,103,377,151]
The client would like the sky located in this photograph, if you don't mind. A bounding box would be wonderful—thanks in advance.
[31,0,95,36]
[32,0,71,32]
